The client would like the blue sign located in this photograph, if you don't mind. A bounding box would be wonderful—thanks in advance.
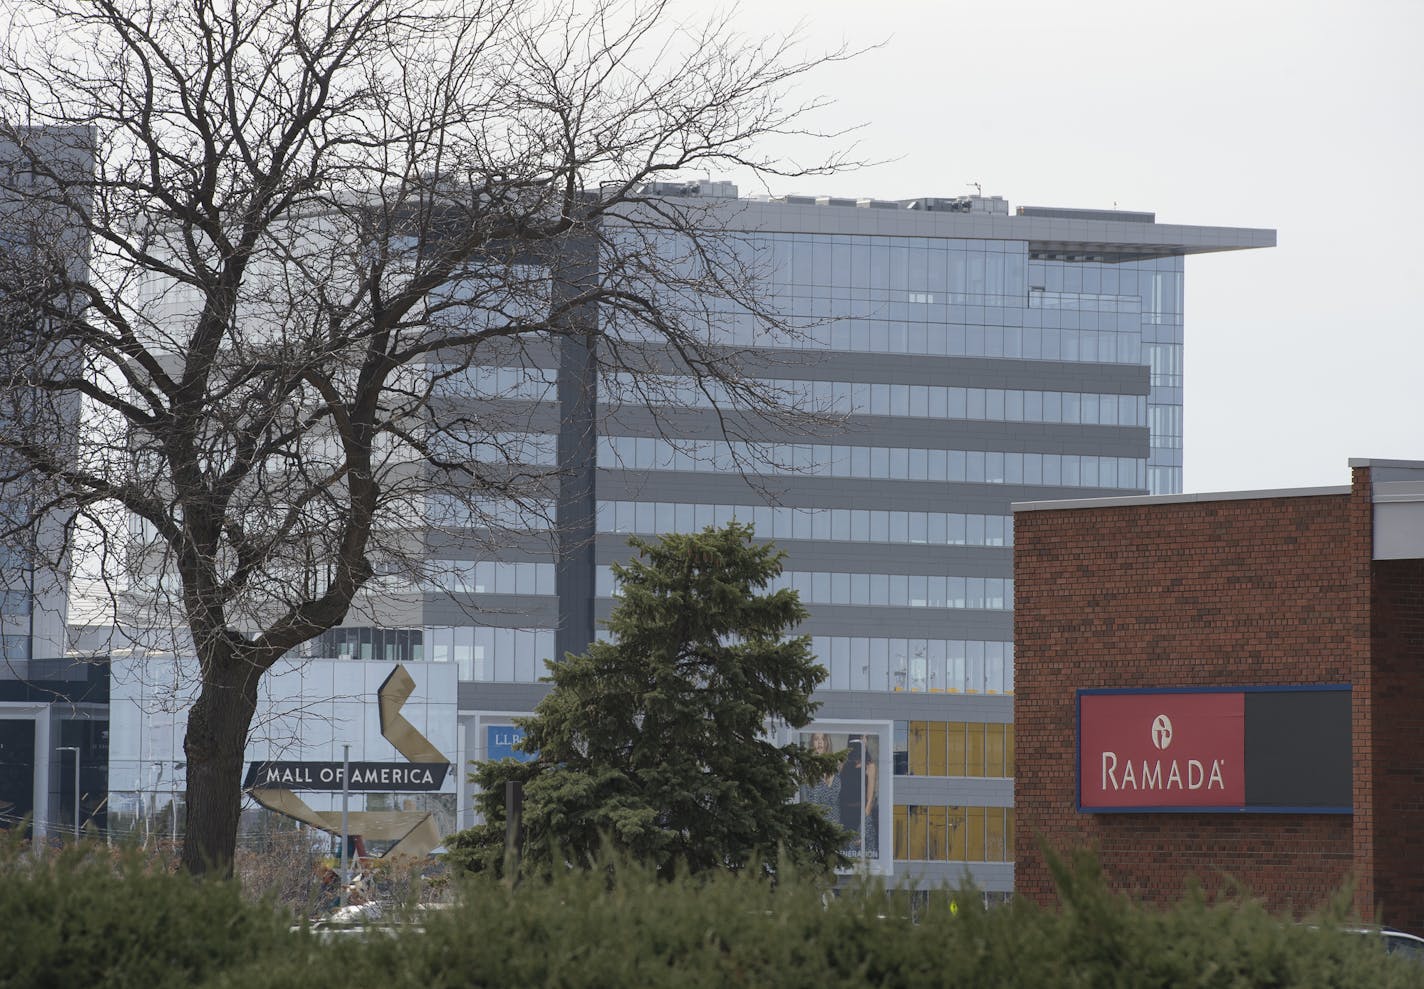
[487,725,536,763]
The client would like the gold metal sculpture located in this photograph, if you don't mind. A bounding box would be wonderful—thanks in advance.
[248,663,449,859]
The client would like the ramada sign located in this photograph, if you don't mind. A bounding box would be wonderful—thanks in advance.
[1079,691,1245,811]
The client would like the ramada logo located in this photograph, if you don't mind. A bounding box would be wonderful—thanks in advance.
[1151,714,1173,750]
[1101,712,1226,793]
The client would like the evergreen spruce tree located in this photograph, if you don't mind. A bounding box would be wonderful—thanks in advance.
[447,523,848,878]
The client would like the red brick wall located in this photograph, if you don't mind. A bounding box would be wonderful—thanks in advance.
[1348,468,1376,921]
[1370,555,1424,932]
[1014,483,1373,916]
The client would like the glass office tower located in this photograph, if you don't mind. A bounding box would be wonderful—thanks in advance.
[313,188,1273,890]
[1,127,105,843]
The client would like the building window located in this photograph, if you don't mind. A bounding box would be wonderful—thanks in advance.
[892,804,1014,863]
[893,721,1015,777]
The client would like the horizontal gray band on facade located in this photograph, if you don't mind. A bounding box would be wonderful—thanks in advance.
[597,447,1145,488]
[424,533,558,561]
[892,777,1014,807]
[435,398,1154,449]
[458,680,552,713]
[429,396,561,432]
[438,349,1151,395]
[427,414,1153,461]
[812,690,1013,721]
[420,595,559,628]
[597,429,1152,466]
[593,473,1089,513]
[450,337,560,367]
[445,333,1141,369]
[1012,485,1351,512]
[346,596,425,627]
[597,406,1150,454]
[695,352,1151,393]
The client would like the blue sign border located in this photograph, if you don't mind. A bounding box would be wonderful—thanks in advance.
[1074,684,1352,815]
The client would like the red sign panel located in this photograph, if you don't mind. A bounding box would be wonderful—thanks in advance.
[1079,692,1245,809]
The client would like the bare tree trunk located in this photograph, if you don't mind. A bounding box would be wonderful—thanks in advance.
[181,659,261,877]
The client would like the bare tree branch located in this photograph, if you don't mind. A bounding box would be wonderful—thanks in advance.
[0,0,863,876]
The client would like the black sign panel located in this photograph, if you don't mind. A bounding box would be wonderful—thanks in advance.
[1244,689,1352,809]
[242,761,450,792]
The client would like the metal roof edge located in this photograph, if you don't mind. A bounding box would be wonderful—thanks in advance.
[1012,485,1351,513]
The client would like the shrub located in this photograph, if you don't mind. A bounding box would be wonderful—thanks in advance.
[2,834,1418,988]
[207,852,1424,989]
[0,834,296,989]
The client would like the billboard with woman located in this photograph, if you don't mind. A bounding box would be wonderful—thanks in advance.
[798,723,892,871]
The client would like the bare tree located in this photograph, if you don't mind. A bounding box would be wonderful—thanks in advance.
[0,0,855,875]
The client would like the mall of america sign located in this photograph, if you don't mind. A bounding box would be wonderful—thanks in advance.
[242,662,454,858]
[241,761,449,792]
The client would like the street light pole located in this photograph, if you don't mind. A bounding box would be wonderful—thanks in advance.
[340,743,350,908]
[56,746,80,840]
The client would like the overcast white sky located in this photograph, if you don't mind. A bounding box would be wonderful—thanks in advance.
[673,0,1423,492]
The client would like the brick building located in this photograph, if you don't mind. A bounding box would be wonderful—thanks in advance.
[1012,459,1424,930]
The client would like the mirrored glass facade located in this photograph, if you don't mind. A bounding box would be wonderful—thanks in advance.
[317,191,1272,891]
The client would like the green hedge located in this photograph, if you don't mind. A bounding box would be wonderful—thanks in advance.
[3,839,1420,989]
[216,852,1423,989]
[0,838,296,989]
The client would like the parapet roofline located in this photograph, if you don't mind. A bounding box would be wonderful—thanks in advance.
[648,200,1275,260]
[1012,486,1351,513]
[1348,458,1424,470]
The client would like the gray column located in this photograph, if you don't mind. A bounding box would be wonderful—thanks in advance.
[554,235,597,662]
